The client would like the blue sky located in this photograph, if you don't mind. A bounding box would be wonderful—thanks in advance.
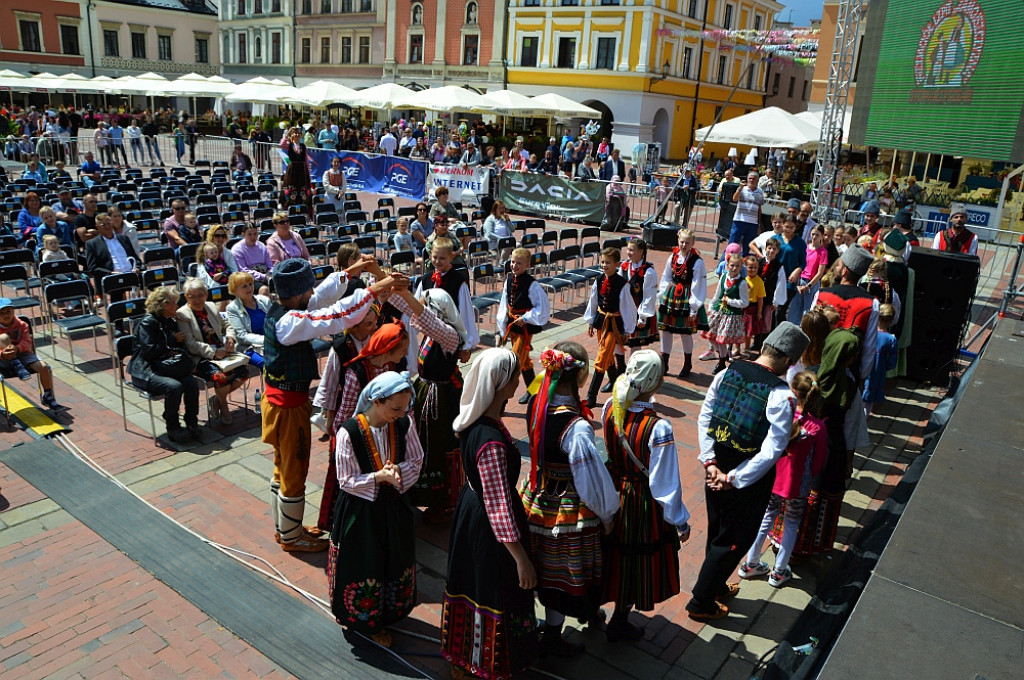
[774,0,824,25]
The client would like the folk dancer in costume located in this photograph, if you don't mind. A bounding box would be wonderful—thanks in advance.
[739,371,827,588]
[686,322,806,621]
[262,256,396,552]
[880,229,915,376]
[932,203,978,255]
[413,235,479,363]
[778,246,877,558]
[321,155,348,213]
[657,229,707,378]
[390,284,468,521]
[584,247,638,408]
[442,348,542,680]
[496,247,551,405]
[328,372,423,648]
[600,350,691,642]
[520,343,620,657]
[701,254,750,375]
[314,322,410,531]
[754,237,787,351]
[601,237,658,394]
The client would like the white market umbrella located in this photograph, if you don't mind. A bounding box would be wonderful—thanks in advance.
[224,77,299,104]
[0,69,28,92]
[528,93,600,118]
[162,73,235,97]
[403,86,497,114]
[694,106,820,149]
[795,109,850,148]
[482,89,556,117]
[285,80,359,107]
[349,83,418,110]
[55,73,109,94]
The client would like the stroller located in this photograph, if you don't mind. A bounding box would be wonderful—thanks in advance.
[602,187,630,232]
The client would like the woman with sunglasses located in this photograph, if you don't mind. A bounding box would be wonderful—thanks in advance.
[266,212,310,266]
[409,202,433,253]
[195,225,239,290]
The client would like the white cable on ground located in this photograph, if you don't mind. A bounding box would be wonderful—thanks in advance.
[49,433,438,680]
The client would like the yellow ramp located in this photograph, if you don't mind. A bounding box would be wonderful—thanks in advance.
[0,383,69,437]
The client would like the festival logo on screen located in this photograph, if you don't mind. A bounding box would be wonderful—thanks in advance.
[911,0,986,104]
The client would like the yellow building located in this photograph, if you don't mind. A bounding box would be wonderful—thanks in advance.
[506,0,783,162]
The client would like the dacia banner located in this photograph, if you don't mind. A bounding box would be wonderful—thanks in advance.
[499,172,604,224]
[307,149,427,201]
[427,165,490,205]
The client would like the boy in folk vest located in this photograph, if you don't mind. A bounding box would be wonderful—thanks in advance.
[497,247,551,404]
[584,247,638,407]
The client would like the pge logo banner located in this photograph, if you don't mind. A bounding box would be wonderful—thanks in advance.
[427,165,491,205]
[382,157,429,201]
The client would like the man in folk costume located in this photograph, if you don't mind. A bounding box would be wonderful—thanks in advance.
[584,247,638,407]
[932,202,978,255]
[262,256,397,552]
[602,237,658,394]
[600,350,691,641]
[687,322,807,621]
[880,229,916,377]
[497,247,551,405]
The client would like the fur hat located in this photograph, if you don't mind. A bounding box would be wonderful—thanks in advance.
[840,245,874,278]
[764,321,810,362]
[272,258,316,299]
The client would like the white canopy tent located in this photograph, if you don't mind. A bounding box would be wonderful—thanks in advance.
[528,93,600,118]
[348,83,418,110]
[694,106,820,149]
[795,109,850,148]
[161,73,236,98]
[283,80,359,108]
[402,86,497,114]
[481,89,556,117]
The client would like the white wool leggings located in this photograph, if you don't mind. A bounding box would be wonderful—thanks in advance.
[660,332,693,355]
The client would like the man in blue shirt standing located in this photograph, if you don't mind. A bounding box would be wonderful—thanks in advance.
[108,121,129,169]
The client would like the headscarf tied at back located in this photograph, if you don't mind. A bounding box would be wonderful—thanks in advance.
[452,348,519,433]
[345,321,406,366]
[610,350,665,476]
[527,348,587,491]
[420,287,468,344]
[354,371,414,416]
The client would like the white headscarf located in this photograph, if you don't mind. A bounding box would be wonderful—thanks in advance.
[354,371,414,416]
[611,350,664,434]
[452,348,519,433]
[420,287,468,344]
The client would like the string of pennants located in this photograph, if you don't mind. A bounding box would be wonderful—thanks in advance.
[655,27,819,66]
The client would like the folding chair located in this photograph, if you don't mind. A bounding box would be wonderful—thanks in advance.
[43,280,106,368]
[470,263,502,328]
[389,250,416,275]
[0,264,42,321]
[142,266,180,290]
[106,297,148,369]
[113,334,160,443]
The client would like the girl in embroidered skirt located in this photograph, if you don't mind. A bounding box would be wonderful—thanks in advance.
[442,348,541,680]
[387,284,467,522]
[328,372,423,648]
[738,371,827,587]
[600,350,691,643]
[701,254,750,374]
[520,342,620,657]
[657,229,707,379]
[742,254,766,357]
[583,248,638,408]
[602,237,659,394]
[315,322,410,532]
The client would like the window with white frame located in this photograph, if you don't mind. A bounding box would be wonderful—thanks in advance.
[271,32,282,63]
[754,15,762,30]
[682,46,693,79]
[410,34,423,63]
[59,22,81,56]
[254,0,262,12]
[688,0,699,19]
[238,33,247,63]
[463,34,479,65]
[19,18,42,52]
[723,3,734,30]
[321,37,330,62]
[322,0,331,12]
[341,36,352,63]
[595,37,615,70]
[358,36,370,63]
[717,55,727,84]
[237,0,246,16]
[556,36,576,69]
[520,36,539,67]
[158,34,172,61]
[104,29,120,57]
[301,37,311,63]
[195,37,209,63]
[255,35,262,61]
[131,31,146,59]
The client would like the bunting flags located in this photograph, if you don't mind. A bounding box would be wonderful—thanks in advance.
[655,27,819,66]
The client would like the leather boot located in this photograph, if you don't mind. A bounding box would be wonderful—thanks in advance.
[661,352,670,374]
[678,353,693,378]
[518,369,536,405]
[586,371,604,408]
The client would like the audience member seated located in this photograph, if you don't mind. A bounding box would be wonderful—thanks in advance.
[108,206,141,257]
[17,191,44,242]
[266,212,310,265]
[35,207,74,251]
[0,298,63,409]
[176,278,249,426]
[224,271,271,369]
[195,225,238,290]
[78,151,102,187]
[85,212,139,317]
[232,223,274,284]
[127,287,203,444]
[74,194,100,252]
[482,199,514,259]
[52,187,84,223]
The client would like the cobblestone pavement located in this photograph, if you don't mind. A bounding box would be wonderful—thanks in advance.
[0,202,942,680]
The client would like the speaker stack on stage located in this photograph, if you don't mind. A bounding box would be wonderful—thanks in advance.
[642,223,678,248]
[905,247,981,384]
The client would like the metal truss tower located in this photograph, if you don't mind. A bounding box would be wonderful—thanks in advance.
[811,0,865,222]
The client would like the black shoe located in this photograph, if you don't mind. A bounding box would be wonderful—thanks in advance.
[606,618,644,643]
[601,380,614,393]
[712,359,728,375]
[518,392,531,405]
[167,427,190,444]
[541,631,585,658]
[187,425,204,443]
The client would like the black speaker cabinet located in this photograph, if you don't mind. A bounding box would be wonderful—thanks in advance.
[905,247,980,383]
[643,224,678,249]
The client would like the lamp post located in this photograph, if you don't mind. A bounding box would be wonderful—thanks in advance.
[648,60,672,92]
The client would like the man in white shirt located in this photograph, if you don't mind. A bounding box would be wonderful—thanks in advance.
[85,212,139,325]
[730,171,764,255]
[687,322,806,621]
[378,128,398,156]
